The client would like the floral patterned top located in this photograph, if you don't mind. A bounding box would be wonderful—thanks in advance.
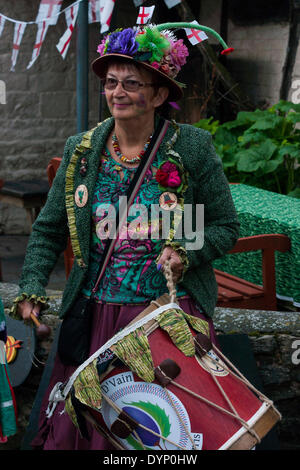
[81,148,187,303]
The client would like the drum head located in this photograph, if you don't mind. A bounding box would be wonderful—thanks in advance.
[5,314,35,387]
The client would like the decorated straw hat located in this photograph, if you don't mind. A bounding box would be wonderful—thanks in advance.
[92,22,234,102]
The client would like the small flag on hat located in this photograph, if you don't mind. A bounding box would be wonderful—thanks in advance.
[35,0,63,26]
[136,5,155,25]
[164,0,182,8]
[184,20,208,45]
[0,14,6,37]
[56,3,79,59]
[100,0,116,33]
[11,22,27,71]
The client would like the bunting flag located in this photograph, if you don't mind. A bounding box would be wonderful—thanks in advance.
[65,3,79,29]
[11,22,27,72]
[27,20,50,69]
[184,20,208,45]
[0,1,218,72]
[0,14,6,37]
[164,0,182,8]
[56,3,79,59]
[35,0,63,26]
[100,0,115,33]
[89,0,101,23]
[136,5,155,25]
[26,0,63,69]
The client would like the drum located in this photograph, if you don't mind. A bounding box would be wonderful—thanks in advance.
[62,293,281,451]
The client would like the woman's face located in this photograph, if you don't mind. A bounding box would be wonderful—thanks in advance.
[104,62,169,122]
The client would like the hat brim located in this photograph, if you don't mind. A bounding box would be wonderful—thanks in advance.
[91,53,184,102]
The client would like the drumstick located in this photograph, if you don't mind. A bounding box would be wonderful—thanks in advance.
[30,313,51,338]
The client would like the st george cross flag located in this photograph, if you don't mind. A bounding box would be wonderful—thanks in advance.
[0,14,6,37]
[27,20,50,69]
[35,0,63,26]
[164,0,181,8]
[89,0,101,23]
[184,20,208,45]
[136,5,155,25]
[100,0,116,33]
[11,22,27,71]
[64,3,79,28]
[27,0,63,69]
[56,4,79,59]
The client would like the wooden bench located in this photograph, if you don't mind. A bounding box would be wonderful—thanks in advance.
[0,179,49,232]
[216,234,291,311]
[0,179,49,281]
[47,157,291,311]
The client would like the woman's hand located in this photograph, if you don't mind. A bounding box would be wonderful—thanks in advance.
[17,300,41,321]
[157,246,184,283]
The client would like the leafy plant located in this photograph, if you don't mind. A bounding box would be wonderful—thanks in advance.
[193,116,220,135]
[193,100,300,197]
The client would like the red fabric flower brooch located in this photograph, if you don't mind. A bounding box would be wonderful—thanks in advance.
[156,157,187,195]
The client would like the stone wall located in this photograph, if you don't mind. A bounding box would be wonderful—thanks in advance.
[200,0,300,106]
[227,21,289,106]
[0,282,299,450]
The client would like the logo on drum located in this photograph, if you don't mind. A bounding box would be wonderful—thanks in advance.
[195,350,229,377]
[101,372,203,450]
[121,399,172,450]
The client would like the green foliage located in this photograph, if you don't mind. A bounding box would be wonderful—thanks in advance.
[193,100,300,197]
[193,116,220,135]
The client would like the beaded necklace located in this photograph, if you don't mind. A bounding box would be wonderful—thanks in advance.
[112,133,152,164]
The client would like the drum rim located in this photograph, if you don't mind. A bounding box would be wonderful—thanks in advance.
[220,402,280,450]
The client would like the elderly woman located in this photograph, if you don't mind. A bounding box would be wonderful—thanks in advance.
[11,25,239,450]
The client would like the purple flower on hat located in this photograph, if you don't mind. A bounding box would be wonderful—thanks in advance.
[170,39,189,69]
[106,28,139,56]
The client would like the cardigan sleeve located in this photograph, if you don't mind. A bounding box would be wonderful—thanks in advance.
[166,128,240,270]
[10,136,77,318]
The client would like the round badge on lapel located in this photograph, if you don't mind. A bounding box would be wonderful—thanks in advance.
[75,184,88,208]
[159,192,178,211]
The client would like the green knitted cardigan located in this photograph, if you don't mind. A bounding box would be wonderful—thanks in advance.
[11,117,239,319]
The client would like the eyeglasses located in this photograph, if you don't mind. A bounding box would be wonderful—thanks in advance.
[102,77,155,92]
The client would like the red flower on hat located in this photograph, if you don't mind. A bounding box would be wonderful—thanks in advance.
[151,61,160,69]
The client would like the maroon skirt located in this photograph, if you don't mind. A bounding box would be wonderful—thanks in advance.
[31,297,219,450]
